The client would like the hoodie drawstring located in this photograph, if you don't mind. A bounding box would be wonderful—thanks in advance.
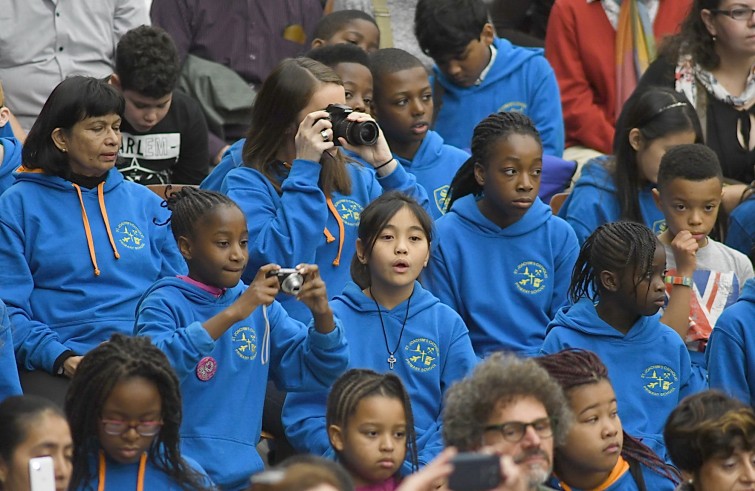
[72,183,120,276]
[324,197,345,266]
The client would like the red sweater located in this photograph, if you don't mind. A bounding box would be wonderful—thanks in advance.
[545,0,691,153]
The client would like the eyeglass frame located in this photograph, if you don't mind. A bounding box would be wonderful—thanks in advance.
[709,6,755,21]
[481,417,554,444]
[100,419,163,437]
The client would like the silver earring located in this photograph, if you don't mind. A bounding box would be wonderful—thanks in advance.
[712,35,717,41]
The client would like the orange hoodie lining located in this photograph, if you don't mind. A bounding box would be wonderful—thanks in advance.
[559,456,630,491]
[325,197,345,266]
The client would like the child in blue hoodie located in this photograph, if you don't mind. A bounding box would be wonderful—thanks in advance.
[65,334,212,491]
[370,48,469,219]
[559,88,702,245]
[283,191,477,473]
[134,187,348,490]
[726,189,754,262]
[414,0,563,156]
[537,349,680,491]
[541,221,705,464]
[706,278,755,406]
[423,112,579,357]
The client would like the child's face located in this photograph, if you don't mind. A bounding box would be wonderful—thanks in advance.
[180,205,249,289]
[613,244,667,317]
[98,376,162,464]
[0,411,73,491]
[475,133,542,228]
[321,19,380,54]
[434,24,494,87]
[556,380,623,480]
[631,129,697,184]
[334,62,374,115]
[653,177,723,247]
[356,205,430,296]
[329,395,407,486]
[122,90,172,133]
[372,67,432,147]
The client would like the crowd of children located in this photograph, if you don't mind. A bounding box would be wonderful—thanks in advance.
[1,0,755,490]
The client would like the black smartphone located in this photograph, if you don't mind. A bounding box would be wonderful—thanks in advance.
[448,452,503,491]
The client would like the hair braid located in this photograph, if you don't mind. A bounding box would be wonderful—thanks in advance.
[327,369,419,473]
[156,186,240,241]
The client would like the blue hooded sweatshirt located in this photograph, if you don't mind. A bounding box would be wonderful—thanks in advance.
[199,138,245,191]
[0,300,21,399]
[707,278,755,406]
[282,281,477,473]
[423,195,579,357]
[75,450,212,491]
[558,156,665,245]
[0,137,21,195]
[547,460,677,491]
[135,277,349,490]
[432,37,564,156]
[394,130,469,219]
[221,157,430,323]
[726,196,754,259]
[0,167,185,373]
[542,298,706,463]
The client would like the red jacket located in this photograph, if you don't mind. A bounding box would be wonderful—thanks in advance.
[545,0,691,153]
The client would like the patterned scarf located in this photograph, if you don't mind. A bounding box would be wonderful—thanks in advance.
[615,0,657,115]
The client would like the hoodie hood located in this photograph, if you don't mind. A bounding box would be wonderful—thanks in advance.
[137,276,247,313]
[13,165,125,192]
[397,131,447,172]
[335,280,440,318]
[547,297,661,341]
[0,137,21,179]
[434,37,542,93]
[449,194,552,237]
[571,155,616,193]
[740,278,755,303]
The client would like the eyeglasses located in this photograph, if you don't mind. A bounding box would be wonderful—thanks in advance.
[710,6,755,20]
[483,417,553,443]
[100,419,163,437]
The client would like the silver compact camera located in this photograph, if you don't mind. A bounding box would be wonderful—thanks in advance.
[266,268,304,295]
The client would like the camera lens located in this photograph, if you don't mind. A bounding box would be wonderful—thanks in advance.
[350,120,379,146]
[281,273,303,295]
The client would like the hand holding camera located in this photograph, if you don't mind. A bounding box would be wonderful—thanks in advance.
[268,264,335,333]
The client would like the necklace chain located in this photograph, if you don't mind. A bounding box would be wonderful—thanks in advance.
[371,288,412,370]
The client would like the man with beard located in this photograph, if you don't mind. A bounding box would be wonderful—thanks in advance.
[442,352,572,491]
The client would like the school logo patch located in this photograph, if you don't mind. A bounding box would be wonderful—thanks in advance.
[115,221,145,250]
[232,326,257,360]
[433,185,450,215]
[513,261,548,294]
[498,101,527,113]
[641,365,678,396]
[652,219,666,235]
[405,338,439,372]
[333,199,362,227]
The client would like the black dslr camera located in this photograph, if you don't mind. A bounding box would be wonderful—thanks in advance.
[266,268,304,295]
[326,104,379,146]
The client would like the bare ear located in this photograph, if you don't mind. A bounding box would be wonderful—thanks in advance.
[481,23,495,46]
[700,9,717,38]
[0,107,10,127]
[628,128,642,152]
[51,127,68,153]
[177,236,193,261]
[474,162,485,187]
[356,238,368,264]
[599,269,620,292]
[109,74,122,90]
[311,38,326,49]
[652,187,662,210]
[328,424,345,452]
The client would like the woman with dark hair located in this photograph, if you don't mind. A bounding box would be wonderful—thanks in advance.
[664,390,755,490]
[0,76,184,404]
[637,0,755,210]
[220,57,429,323]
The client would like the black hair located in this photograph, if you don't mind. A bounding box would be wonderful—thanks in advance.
[326,368,419,473]
[0,395,67,464]
[313,10,378,41]
[612,88,703,223]
[536,349,681,485]
[415,0,489,60]
[160,186,242,242]
[569,221,658,303]
[369,48,426,100]
[447,112,542,210]
[65,334,209,491]
[660,0,722,70]
[665,391,755,476]
[350,191,433,290]
[307,43,371,71]
[22,76,124,177]
[115,25,180,98]
[656,143,724,191]
[277,454,355,491]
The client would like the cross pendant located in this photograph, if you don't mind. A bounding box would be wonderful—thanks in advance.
[387,354,397,370]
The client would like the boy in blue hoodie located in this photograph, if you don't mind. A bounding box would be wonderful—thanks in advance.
[370,48,469,219]
[414,0,563,156]
[707,278,755,406]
